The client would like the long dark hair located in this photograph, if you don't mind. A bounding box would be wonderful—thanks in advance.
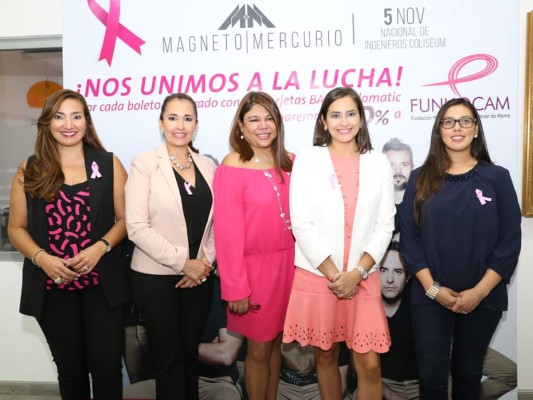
[413,97,492,224]
[159,93,199,153]
[229,91,292,181]
[313,87,373,153]
[24,89,105,201]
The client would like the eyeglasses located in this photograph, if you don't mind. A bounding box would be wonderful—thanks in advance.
[439,117,477,129]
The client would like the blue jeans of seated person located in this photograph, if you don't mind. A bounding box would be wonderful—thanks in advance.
[411,302,501,400]
[38,285,125,400]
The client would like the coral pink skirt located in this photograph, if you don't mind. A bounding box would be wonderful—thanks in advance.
[283,268,391,352]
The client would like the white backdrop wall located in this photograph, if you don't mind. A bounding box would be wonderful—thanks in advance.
[517,0,533,396]
[0,0,61,38]
[0,1,532,398]
[0,0,66,384]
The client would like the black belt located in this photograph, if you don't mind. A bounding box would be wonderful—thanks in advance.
[279,368,318,386]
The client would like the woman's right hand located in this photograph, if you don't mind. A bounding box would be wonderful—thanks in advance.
[181,258,211,285]
[39,253,80,284]
[328,271,361,299]
[228,298,249,315]
[435,286,460,310]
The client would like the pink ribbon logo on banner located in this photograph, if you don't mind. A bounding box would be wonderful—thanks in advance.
[87,0,145,66]
[423,54,498,97]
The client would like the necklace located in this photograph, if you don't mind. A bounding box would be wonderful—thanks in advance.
[169,151,193,170]
[254,156,292,231]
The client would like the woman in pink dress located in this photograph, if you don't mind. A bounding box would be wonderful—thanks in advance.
[214,91,295,400]
[283,87,395,399]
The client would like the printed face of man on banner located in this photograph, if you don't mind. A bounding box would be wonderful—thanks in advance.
[382,138,414,205]
[380,247,408,307]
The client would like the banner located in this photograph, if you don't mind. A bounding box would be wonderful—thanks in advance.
[63,1,518,396]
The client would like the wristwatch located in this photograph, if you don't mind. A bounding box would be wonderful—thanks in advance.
[355,265,368,280]
[99,238,112,253]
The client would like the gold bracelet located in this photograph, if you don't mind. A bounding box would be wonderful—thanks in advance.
[31,248,45,266]
[35,250,46,268]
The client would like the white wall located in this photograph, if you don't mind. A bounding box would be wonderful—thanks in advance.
[0,0,62,382]
[0,0,62,38]
[518,3,533,394]
[0,0,62,50]
[1,0,533,394]
[1,254,57,381]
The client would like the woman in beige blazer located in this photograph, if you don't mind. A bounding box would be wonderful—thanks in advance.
[125,93,216,400]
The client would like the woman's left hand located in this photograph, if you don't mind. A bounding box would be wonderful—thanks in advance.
[452,288,485,314]
[176,276,199,289]
[66,241,106,274]
[328,271,360,299]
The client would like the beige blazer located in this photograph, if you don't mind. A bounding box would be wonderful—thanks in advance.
[125,143,216,275]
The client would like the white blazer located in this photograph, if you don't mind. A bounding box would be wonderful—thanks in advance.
[290,146,395,276]
[125,143,216,275]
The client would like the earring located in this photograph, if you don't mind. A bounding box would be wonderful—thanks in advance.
[474,135,478,138]
[324,126,327,131]
[240,134,244,139]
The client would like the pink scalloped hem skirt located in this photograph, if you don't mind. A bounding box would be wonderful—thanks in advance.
[283,268,391,353]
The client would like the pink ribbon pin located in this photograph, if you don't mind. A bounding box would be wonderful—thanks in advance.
[91,162,102,179]
[184,181,193,195]
[87,0,146,66]
[330,174,339,189]
[475,189,492,205]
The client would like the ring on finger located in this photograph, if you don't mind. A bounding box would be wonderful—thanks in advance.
[83,266,89,272]
[54,277,63,285]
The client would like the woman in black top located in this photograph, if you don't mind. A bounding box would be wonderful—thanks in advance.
[8,89,130,399]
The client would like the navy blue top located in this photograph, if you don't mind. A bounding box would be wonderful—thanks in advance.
[399,161,521,311]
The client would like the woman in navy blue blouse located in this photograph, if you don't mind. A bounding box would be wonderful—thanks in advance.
[399,97,521,399]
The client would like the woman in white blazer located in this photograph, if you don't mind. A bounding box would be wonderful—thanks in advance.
[125,93,216,400]
[283,87,395,400]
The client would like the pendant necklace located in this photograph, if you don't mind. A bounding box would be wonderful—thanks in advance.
[254,156,292,231]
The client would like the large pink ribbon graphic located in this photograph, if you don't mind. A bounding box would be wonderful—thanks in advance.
[87,0,145,66]
[423,54,498,97]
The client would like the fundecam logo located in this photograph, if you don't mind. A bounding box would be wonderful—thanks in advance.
[87,0,145,66]
[422,54,498,98]
[411,54,509,114]
[219,5,275,30]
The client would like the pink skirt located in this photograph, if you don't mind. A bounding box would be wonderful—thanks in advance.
[283,268,391,353]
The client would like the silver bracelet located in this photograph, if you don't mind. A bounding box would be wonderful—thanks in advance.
[425,281,441,300]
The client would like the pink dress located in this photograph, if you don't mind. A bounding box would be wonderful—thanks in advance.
[283,153,390,352]
[214,165,295,341]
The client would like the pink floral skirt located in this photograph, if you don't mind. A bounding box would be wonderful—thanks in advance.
[283,268,391,352]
